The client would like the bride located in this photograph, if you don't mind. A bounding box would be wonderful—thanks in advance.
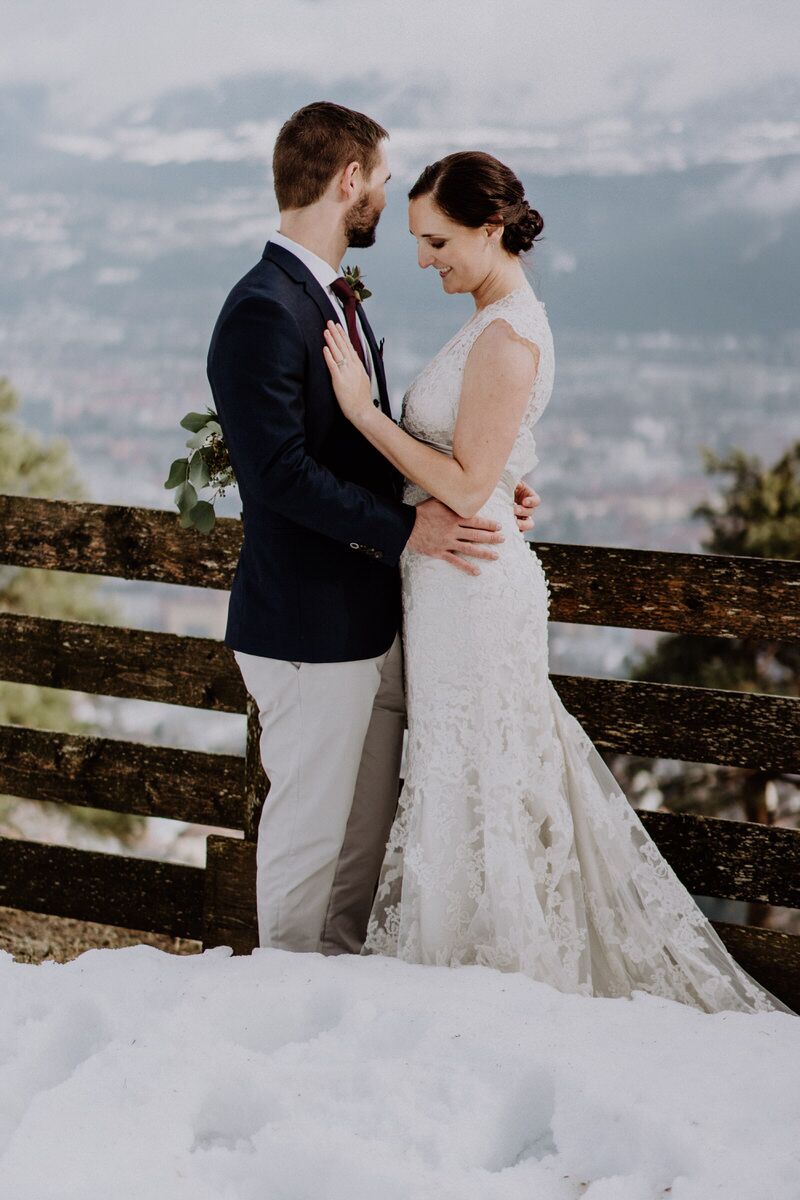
[322,149,795,1017]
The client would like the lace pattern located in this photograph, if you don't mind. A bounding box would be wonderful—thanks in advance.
[361,283,794,1016]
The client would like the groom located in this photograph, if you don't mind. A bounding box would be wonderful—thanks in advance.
[206,101,540,957]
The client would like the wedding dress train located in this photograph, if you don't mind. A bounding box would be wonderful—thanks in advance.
[360,283,794,1016]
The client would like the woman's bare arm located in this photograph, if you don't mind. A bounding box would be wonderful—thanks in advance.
[323,317,539,519]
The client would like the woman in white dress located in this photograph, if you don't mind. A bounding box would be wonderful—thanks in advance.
[322,150,795,1016]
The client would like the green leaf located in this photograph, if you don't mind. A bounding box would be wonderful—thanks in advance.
[188,452,210,489]
[185,428,210,450]
[164,457,189,489]
[360,287,373,300]
[180,412,211,433]
[190,500,216,533]
[176,481,198,513]
[179,506,195,528]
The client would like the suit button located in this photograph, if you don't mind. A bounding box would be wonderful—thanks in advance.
[350,542,360,549]
[373,399,380,407]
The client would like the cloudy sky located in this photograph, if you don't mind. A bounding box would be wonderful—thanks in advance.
[1,0,798,331]
[2,0,799,132]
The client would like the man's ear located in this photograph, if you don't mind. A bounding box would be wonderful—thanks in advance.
[339,160,362,199]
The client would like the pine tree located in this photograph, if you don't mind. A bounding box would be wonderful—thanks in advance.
[629,442,800,702]
[619,443,800,927]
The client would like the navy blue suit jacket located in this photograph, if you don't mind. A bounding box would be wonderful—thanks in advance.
[206,241,417,662]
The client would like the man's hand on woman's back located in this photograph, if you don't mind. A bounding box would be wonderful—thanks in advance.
[514,479,541,534]
[407,498,505,576]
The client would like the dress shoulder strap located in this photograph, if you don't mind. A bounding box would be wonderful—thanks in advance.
[461,286,545,355]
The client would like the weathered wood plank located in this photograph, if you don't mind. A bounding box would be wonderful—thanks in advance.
[200,837,800,1009]
[3,495,800,640]
[0,724,245,829]
[0,494,240,588]
[2,612,798,768]
[710,921,800,1012]
[533,540,800,641]
[552,674,800,773]
[375,802,800,911]
[244,695,269,842]
[0,836,205,939]
[0,613,247,712]
[203,833,257,955]
[637,810,800,909]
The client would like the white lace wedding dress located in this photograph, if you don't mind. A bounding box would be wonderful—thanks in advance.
[360,282,795,1016]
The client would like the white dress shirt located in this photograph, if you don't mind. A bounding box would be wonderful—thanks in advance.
[269,230,380,406]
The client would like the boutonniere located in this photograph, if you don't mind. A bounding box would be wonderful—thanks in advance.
[342,263,372,302]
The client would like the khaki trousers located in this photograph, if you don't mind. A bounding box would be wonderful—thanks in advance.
[233,633,405,954]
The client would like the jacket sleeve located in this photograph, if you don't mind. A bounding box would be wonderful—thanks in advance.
[207,295,417,565]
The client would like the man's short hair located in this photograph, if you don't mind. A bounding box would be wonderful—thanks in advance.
[272,101,389,210]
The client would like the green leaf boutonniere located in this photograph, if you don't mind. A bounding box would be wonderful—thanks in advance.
[342,263,372,302]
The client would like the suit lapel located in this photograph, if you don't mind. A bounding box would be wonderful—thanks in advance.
[264,241,392,420]
[357,306,392,419]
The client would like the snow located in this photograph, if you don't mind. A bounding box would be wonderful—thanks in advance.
[1,944,798,1200]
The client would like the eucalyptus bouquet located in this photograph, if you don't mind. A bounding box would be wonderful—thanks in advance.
[164,408,236,532]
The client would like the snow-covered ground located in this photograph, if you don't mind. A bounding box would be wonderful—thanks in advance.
[1,944,798,1200]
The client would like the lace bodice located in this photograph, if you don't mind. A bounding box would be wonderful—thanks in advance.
[399,283,554,506]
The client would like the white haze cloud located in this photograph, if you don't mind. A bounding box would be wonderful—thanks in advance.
[42,113,800,180]
[680,158,800,258]
[1,0,799,131]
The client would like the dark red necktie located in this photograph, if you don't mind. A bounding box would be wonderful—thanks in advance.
[330,277,369,374]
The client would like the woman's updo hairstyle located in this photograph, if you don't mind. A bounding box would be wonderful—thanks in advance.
[408,150,544,256]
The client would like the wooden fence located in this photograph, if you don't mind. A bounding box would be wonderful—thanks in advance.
[1,494,799,1007]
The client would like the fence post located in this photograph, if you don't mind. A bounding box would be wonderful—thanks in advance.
[244,694,269,842]
[200,691,265,955]
[743,769,776,929]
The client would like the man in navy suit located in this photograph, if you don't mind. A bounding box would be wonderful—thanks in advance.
[207,102,539,956]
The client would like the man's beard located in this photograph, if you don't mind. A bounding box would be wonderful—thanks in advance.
[345,194,381,248]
